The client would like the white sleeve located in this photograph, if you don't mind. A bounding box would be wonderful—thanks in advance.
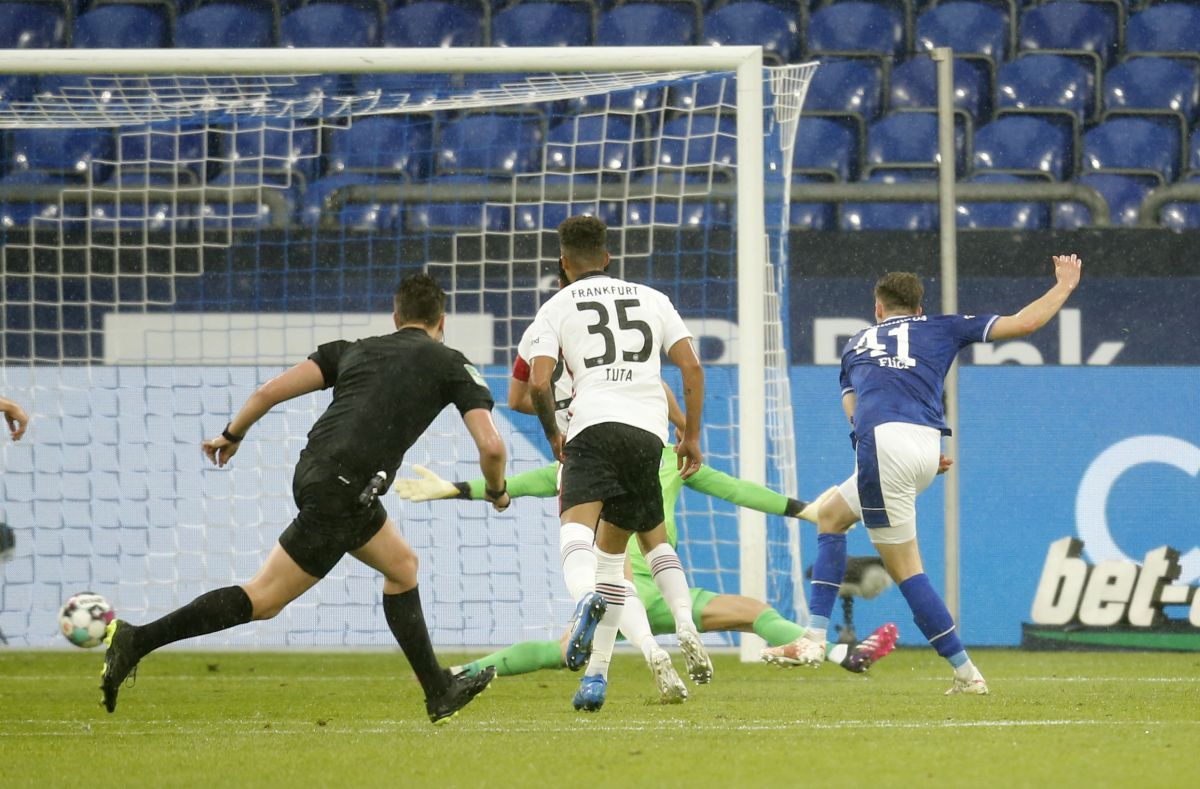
[658,292,692,350]
[525,304,561,361]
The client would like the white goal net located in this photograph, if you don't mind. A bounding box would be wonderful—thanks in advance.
[0,48,815,650]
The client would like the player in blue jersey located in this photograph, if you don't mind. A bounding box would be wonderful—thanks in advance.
[762,255,1082,694]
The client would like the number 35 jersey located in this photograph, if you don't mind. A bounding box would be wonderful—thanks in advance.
[840,313,998,437]
[527,271,692,443]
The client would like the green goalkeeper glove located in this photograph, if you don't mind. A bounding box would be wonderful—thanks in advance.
[394,465,468,502]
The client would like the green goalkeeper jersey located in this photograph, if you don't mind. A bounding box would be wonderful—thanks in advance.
[465,447,792,579]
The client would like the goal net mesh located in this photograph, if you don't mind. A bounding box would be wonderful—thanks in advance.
[0,62,815,648]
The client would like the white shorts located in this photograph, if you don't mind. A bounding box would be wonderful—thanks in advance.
[837,422,941,545]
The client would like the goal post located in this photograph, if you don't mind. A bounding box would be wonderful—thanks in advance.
[0,47,815,653]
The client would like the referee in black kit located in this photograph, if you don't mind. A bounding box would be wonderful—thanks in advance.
[100,273,512,724]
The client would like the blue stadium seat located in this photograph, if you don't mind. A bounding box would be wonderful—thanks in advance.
[889,54,992,124]
[326,115,434,180]
[866,111,967,174]
[0,171,75,227]
[842,168,937,231]
[9,127,111,176]
[117,122,209,178]
[0,75,36,105]
[385,1,482,47]
[624,174,731,228]
[73,5,170,48]
[1190,127,1200,173]
[803,59,884,121]
[299,173,402,230]
[176,4,275,48]
[1126,4,1200,55]
[657,114,737,169]
[281,4,377,47]
[1056,171,1160,228]
[1104,57,1199,124]
[957,171,1049,229]
[915,2,1009,61]
[973,114,1073,179]
[790,172,837,230]
[546,114,639,174]
[526,176,624,230]
[996,53,1095,123]
[406,175,512,232]
[0,2,66,48]
[1161,173,1200,230]
[202,166,298,229]
[806,1,904,57]
[702,1,800,65]
[493,3,590,47]
[217,120,321,180]
[90,169,200,232]
[438,114,543,175]
[1083,116,1182,182]
[597,3,696,46]
[793,115,859,180]
[1018,2,1117,64]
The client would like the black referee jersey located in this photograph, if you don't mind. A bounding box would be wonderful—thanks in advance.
[303,327,495,484]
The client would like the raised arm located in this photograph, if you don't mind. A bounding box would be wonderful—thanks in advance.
[202,360,325,467]
[667,337,704,479]
[0,396,29,441]
[461,408,510,511]
[989,254,1082,340]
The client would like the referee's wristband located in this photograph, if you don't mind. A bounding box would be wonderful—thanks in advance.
[222,423,245,443]
[485,482,508,501]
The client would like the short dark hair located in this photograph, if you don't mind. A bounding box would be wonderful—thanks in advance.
[558,215,608,267]
[394,273,446,327]
[874,272,923,314]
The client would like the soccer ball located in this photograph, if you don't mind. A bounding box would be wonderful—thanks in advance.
[58,592,115,649]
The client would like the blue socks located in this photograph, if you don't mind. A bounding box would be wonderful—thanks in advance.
[808,533,848,631]
[899,573,969,668]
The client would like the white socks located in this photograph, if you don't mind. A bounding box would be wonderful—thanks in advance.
[618,580,659,662]
[559,522,596,602]
[584,548,627,679]
[644,543,695,634]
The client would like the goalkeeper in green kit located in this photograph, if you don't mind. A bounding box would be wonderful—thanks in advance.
[395,451,898,701]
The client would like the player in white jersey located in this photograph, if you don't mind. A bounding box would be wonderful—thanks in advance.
[763,256,1082,695]
[526,215,707,712]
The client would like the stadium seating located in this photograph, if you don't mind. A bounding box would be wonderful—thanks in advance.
[325,115,435,181]
[280,4,378,47]
[0,170,77,227]
[801,59,884,122]
[1190,127,1200,173]
[806,1,905,58]
[73,5,171,48]
[624,173,731,228]
[889,54,992,124]
[1056,171,1161,227]
[8,127,112,176]
[1126,3,1200,55]
[438,113,544,175]
[702,1,800,65]
[405,174,512,231]
[176,4,275,48]
[866,111,967,174]
[794,114,861,181]
[299,172,402,230]
[384,1,482,48]
[1018,1,1118,64]
[117,123,210,179]
[1083,116,1182,182]
[914,2,1009,61]
[973,113,1073,180]
[790,172,838,230]
[89,169,201,232]
[545,114,639,174]
[1103,56,1199,124]
[1160,173,1200,230]
[527,176,624,229]
[957,171,1050,229]
[995,52,1096,123]
[596,3,696,46]
[492,3,591,48]
[215,119,321,180]
[657,114,737,169]
[0,1,66,48]
[842,168,937,231]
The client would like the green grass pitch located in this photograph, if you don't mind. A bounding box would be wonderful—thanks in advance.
[2,649,1195,787]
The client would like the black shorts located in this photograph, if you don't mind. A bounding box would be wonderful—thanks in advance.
[560,423,665,533]
[278,451,389,579]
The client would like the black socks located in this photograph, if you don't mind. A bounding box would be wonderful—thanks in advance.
[383,587,450,699]
[134,585,254,657]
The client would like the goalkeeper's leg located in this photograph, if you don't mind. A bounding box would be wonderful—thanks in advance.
[458,640,567,677]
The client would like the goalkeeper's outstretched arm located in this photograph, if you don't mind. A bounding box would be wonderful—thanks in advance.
[396,462,559,503]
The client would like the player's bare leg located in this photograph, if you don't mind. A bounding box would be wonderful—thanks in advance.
[761,490,857,668]
[873,538,988,695]
[352,521,495,723]
[560,501,607,671]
